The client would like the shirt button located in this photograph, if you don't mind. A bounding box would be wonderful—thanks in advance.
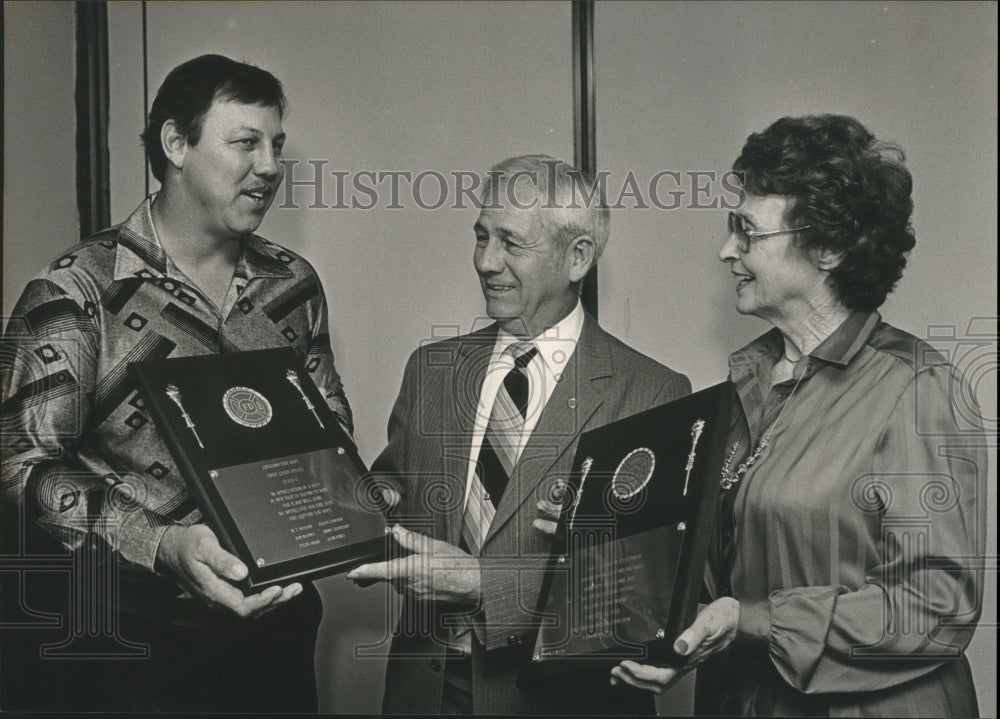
[506,635,519,646]
[430,659,441,672]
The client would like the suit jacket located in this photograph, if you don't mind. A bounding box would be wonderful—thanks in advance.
[374,314,690,715]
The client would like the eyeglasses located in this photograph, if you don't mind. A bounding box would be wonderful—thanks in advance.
[727,212,812,253]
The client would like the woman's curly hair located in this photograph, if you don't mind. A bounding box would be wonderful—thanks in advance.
[733,114,915,310]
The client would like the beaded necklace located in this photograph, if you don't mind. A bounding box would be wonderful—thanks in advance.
[720,359,807,490]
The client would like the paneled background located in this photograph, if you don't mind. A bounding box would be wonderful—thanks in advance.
[4,2,995,715]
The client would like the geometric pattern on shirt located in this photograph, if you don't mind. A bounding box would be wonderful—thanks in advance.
[158,302,239,354]
[263,275,320,322]
[22,295,96,337]
[117,226,168,273]
[235,245,293,280]
[142,494,198,527]
[1,370,80,444]
[19,278,68,303]
[160,302,222,351]
[101,278,144,315]
[90,332,176,426]
[460,342,537,556]
[49,253,78,271]
[308,332,333,356]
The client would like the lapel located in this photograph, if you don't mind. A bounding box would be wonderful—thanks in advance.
[442,325,497,546]
[485,314,612,544]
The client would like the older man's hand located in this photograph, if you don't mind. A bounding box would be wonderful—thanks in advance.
[610,597,740,693]
[155,524,302,618]
[347,525,481,606]
[532,479,568,537]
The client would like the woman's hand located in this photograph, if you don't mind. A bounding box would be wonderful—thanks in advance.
[610,597,741,693]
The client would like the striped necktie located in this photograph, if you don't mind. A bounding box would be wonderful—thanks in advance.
[461,341,538,555]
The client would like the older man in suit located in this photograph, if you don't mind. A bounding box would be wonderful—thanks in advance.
[349,155,690,715]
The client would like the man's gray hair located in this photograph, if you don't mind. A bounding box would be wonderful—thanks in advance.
[481,155,610,262]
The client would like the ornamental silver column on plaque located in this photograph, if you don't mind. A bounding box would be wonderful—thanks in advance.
[569,456,593,530]
[683,419,706,496]
[165,383,205,448]
[286,369,324,428]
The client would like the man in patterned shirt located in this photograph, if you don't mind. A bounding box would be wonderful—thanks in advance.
[1,55,348,712]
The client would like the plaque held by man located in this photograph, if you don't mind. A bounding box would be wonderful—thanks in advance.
[519,382,734,685]
[129,347,388,589]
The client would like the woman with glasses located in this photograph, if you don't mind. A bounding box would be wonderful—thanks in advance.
[609,115,986,716]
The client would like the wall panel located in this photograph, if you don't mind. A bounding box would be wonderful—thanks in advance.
[3,1,78,314]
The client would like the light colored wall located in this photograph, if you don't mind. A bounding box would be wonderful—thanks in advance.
[595,2,997,715]
[107,0,146,223]
[5,1,993,714]
[3,1,78,315]
[109,1,573,712]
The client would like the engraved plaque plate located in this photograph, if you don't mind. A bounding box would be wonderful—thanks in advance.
[129,347,388,589]
[520,382,735,686]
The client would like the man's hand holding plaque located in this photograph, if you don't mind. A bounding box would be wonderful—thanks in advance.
[155,523,303,616]
[348,525,481,606]
[533,479,568,537]
[130,347,389,590]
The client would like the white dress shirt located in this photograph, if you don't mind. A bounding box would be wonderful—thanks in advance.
[462,300,584,514]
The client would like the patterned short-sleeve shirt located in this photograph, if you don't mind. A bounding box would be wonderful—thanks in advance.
[2,197,352,576]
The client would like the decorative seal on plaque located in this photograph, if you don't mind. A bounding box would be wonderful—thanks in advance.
[222,386,273,428]
[612,447,656,499]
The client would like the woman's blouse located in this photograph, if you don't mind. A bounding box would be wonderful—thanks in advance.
[714,311,986,716]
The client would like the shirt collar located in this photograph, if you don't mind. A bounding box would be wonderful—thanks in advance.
[729,309,882,371]
[494,299,585,374]
[236,235,296,281]
[809,310,881,367]
[112,195,294,283]
[113,197,170,280]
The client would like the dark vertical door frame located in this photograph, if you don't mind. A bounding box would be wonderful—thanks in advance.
[75,1,111,238]
[142,0,150,198]
[573,0,598,318]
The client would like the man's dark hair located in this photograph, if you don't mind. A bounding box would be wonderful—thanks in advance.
[140,54,286,182]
